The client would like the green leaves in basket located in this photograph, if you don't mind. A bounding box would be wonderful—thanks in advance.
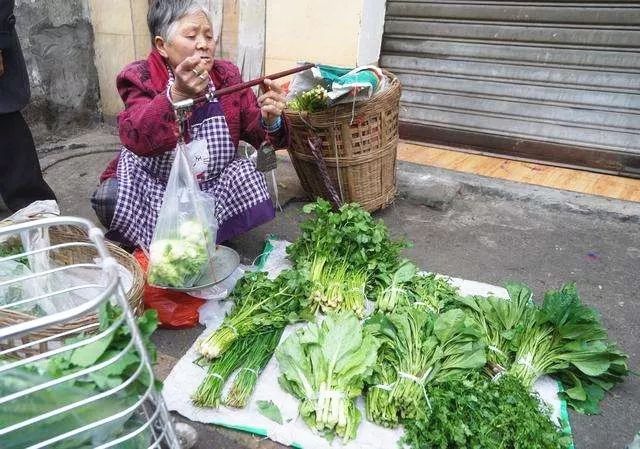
[0,302,160,449]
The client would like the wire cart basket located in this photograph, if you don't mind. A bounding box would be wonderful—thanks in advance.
[0,216,180,449]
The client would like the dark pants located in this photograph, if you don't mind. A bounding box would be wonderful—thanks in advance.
[91,177,134,248]
[91,177,118,229]
[0,111,56,211]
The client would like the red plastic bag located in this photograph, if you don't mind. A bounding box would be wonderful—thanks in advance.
[134,249,205,329]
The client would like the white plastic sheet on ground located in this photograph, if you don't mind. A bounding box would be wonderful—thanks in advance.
[163,239,571,449]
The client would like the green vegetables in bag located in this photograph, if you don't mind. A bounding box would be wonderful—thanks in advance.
[147,220,210,288]
[275,312,380,442]
[0,303,159,449]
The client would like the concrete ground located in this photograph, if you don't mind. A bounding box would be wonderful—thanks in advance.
[3,127,638,449]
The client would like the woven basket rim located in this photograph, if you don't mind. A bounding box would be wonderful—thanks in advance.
[0,226,144,335]
[284,69,401,124]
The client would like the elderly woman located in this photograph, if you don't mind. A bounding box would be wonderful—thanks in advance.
[92,0,288,249]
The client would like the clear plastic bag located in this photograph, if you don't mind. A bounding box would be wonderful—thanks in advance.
[147,144,218,289]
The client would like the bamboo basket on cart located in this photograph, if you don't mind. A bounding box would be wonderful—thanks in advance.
[284,70,401,212]
[0,224,144,355]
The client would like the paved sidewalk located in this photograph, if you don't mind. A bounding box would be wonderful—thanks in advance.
[2,127,636,449]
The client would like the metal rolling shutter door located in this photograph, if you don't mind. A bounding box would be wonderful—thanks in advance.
[380,1,640,176]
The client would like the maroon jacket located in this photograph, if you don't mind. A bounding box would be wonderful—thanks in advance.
[100,55,289,182]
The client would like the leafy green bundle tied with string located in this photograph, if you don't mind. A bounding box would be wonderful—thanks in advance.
[276,312,380,442]
[285,199,408,318]
[365,308,486,427]
[197,269,312,360]
[454,283,629,414]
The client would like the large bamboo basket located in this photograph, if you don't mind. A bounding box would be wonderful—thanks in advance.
[284,70,401,212]
[0,226,144,355]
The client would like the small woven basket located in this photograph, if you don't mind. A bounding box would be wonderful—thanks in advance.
[284,70,401,212]
[0,225,144,355]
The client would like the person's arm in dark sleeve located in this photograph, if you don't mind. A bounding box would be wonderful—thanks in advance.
[231,65,290,150]
[0,0,16,50]
[116,63,179,156]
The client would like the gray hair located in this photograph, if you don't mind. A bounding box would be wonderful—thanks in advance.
[148,0,211,44]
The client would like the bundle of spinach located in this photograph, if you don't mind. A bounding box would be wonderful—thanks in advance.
[197,269,312,359]
[508,283,629,414]
[405,272,460,314]
[364,308,486,427]
[0,302,159,449]
[287,199,406,298]
[455,283,629,414]
[275,312,380,442]
[400,372,573,449]
[375,260,416,312]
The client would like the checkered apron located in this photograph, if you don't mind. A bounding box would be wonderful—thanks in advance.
[111,74,271,248]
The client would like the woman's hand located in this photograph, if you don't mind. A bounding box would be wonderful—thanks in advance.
[170,55,209,101]
[258,79,286,126]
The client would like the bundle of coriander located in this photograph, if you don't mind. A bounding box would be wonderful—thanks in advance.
[286,199,406,315]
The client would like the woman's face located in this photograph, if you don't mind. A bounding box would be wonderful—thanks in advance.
[156,11,215,71]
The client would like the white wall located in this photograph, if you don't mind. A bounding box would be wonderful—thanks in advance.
[265,0,386,75]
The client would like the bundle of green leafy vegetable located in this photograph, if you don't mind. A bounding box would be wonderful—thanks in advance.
[192,326,284,408]
[226,327,283,408]
[193,332,254,407]
[275,312,380,442]
[375,262,460,314]
[308,255,367,317]
[287,85,329,113]
[508,283,629,414]
[0,302,159,449]
[197,269,312,359]
[454,283,535,375]
[148,220,211,288]
[287,199,406,299]
[364,308,486,427]
[400,372,573,449]
[455,283,629,414]
[0,237,28,266]
[374,260,416,312]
